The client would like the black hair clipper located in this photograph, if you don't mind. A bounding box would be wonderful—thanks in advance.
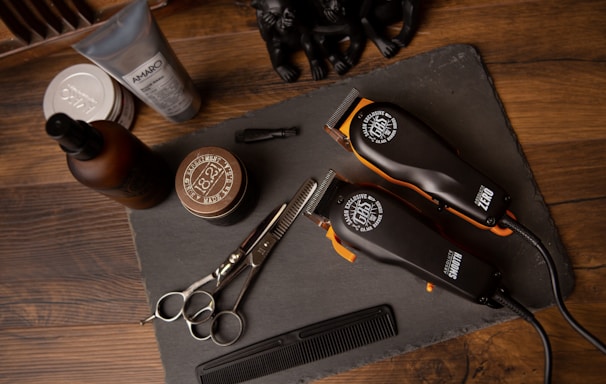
[324,88,513,236]
[305,170,502,306]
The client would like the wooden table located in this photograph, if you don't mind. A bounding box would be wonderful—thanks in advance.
[1,0,604,382]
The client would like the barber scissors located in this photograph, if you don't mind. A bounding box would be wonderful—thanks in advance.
[139,203,284,325]
[140,178,317,346]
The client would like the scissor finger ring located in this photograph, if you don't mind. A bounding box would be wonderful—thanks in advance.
[210,310,244,347]
[183,290,215,324]
[188,311,214,341]
[155,291,187,322]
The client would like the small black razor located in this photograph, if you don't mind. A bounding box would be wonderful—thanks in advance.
[235,127,298,143]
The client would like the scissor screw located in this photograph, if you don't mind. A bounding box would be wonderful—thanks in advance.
[337,196,344,204]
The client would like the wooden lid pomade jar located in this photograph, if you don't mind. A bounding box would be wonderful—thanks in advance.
[175,147,255,225]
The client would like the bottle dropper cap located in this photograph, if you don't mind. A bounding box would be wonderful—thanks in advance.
[46,113,104,160]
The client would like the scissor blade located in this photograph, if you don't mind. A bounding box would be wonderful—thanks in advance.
[214,203,287,285]
[247,179,317,269]
[271,178,318,239]
[240,203,287,255]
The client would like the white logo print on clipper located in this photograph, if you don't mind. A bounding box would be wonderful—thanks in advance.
[474,185,495,212]
[444,250,464,280]
[343,193,384,232]
[361,110,398,144]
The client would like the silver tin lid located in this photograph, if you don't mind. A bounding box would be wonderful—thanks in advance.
[43,64,119,122]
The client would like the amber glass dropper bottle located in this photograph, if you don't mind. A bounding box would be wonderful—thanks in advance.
[46,113,173,209]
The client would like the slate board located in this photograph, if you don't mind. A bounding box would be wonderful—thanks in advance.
[128,44,573,384]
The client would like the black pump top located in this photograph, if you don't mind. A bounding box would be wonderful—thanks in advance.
[46,113,104,160]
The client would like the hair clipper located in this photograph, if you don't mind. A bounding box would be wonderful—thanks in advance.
[305,170,502,305]
[324,89,513,236]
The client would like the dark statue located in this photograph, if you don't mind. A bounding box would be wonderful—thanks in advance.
[251,0,327,82]
[251,0,421,82]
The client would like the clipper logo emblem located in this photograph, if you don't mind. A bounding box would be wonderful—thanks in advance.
[361,110,398,144]
[474,185,495,212]
[343,193,384,232]
[444,250,463,280]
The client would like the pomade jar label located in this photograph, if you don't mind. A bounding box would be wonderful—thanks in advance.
[176,147,253,225]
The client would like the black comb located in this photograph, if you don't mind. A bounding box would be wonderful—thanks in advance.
[196,305,397,384]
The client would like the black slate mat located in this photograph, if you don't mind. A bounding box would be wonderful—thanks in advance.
[128,44,573,384]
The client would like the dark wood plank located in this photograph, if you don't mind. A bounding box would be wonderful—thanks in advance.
[0,184,138,281]
[0,274,149,328]
[523,139,606,204]
[551,199,606,270]
[491,61,606,144]
[0,324,164,383]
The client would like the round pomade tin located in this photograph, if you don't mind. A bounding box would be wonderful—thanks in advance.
[43,64,135,129]
[176,147,256,225]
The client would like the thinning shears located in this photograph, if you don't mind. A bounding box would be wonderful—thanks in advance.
[140,178,317,346]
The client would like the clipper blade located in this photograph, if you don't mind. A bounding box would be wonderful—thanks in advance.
[304,169,348,229]
[325,88,360,130]
[304,170,336,217]
[323,89,362,151]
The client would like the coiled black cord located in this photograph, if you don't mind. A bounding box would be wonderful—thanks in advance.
[492,288,552,384]
[499,215,606,354]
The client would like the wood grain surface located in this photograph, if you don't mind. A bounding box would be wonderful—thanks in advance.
[1,0,605,383]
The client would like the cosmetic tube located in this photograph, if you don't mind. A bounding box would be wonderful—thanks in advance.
[73,0,201,123]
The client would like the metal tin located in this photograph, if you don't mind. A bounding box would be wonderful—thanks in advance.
[176,147,256,225]
[43,64,135,129]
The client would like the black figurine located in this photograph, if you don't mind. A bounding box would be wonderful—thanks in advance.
[312,0,422,61]
[361,0,421,51]
[251,0,327,82]
[251,0,422,82]
[310,0,368,69]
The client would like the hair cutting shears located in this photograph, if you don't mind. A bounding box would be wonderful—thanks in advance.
[140,178,317,346]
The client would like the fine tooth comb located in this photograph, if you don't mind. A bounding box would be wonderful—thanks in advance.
[196,305,397,384]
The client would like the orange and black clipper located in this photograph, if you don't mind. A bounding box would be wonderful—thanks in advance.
[324,88,513,236]
[304,170,503,305]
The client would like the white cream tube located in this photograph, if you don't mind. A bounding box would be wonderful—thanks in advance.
[73,0,201,123]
